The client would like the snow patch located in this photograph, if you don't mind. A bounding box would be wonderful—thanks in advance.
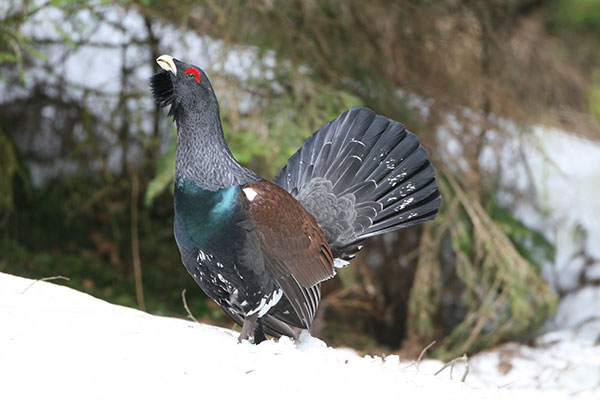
[3,272,591,399]
[467,331,600,397]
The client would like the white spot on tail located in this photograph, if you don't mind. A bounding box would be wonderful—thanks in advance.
[395,197,414,211]
[243,188,258,201]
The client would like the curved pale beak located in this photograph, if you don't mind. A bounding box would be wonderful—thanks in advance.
[156,54,177,75]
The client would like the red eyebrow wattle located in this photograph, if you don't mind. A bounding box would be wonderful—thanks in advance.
[184,67,201,83]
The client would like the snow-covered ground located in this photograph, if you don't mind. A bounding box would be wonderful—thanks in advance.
[1,272,598,400]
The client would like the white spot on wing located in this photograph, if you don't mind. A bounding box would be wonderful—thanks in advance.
[248,289,284,317]
[196,251,213,263]
[333,258,350,269]
[243,188,258,201]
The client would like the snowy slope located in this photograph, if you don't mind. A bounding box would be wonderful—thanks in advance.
[2,272,596,400]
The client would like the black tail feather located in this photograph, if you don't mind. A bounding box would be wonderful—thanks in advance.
[274,107,441,258]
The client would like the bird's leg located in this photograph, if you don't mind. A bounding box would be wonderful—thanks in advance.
[253,319,267,344]
[238,313,259,343]
[238,313,267,344]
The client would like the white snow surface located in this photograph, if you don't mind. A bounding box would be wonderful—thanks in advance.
[2,272,599,400]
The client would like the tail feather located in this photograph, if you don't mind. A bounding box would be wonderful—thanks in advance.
[355,201,381,219]
[274,107,441,258]
[311,143,331,179]
[372,163,435,203]
[339,179,377,198]
[358,133,417,183]
[330,154,362,191]
[327,108,375,160]
[366,185,442,237]
[353,121,407,182]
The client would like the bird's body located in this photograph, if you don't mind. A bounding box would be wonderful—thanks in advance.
[174,178,329,338]
[151,55,442,343]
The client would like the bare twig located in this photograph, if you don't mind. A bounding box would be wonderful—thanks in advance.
[181,289,200,324]
[21,275,70,294]
[130,169,146,311]
[460,353,469,382]
[434,353,470,382]
[404,340,437,371]
[417,341,437,372]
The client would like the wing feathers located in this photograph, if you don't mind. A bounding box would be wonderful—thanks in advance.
[241,180,333,328]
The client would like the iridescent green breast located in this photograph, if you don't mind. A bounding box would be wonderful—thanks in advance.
[174,177,240,246]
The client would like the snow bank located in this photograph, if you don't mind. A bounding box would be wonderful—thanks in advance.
[436,108,600,341]
[500,127,600,340]
[2,272,596,400]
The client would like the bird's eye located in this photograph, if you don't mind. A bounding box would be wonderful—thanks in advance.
[184,67,201,84]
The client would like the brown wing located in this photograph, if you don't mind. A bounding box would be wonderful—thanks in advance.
[242,180,334,288]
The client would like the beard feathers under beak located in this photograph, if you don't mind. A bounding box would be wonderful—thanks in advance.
[151,54,181,119]
[150,69,179,119]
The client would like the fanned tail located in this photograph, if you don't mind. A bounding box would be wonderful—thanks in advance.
[274,107,441,259]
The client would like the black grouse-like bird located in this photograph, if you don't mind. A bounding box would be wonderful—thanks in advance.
[150,54,442,344]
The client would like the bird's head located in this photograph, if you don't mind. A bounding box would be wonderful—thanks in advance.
[150,54,218,123]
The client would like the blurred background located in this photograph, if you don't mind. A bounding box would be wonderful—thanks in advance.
[1,0,600,360]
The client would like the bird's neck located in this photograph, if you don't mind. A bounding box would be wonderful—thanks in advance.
[174,107,259,191]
